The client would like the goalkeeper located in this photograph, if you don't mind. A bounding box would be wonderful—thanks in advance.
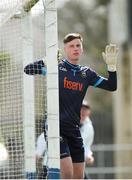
[24,33,118,179]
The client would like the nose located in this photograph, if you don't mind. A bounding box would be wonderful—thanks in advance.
[74,46,79,51]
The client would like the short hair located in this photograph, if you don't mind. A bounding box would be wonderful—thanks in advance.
[63,33,83,44]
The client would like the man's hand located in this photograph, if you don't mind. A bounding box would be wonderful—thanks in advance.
[85,155,94,166]
[102,44,119,72]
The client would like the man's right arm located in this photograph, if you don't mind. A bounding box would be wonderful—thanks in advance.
[24,60,46,76]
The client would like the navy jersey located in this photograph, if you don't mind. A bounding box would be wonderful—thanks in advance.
[59,60,103,128]
[24,59,117,129]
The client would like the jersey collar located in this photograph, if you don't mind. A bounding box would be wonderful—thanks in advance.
[62,59,81,72]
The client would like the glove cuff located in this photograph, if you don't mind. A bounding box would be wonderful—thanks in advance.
[107,65,116,72]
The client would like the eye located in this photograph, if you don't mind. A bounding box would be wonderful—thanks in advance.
[69,45,74,48]
[76,44,81,47]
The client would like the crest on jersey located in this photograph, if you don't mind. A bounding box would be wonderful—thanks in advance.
[81,71,87,78]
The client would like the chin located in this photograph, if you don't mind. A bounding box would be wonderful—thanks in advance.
[73,58,79,61]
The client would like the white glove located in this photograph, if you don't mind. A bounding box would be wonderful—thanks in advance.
[102,44,119,72]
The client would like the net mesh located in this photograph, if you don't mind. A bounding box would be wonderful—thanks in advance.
[0,0,48,178]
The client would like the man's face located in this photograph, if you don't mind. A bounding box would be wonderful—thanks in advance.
[80,107,91,123]
[64,39,83,62]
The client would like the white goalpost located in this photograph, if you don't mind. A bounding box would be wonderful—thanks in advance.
[0,0,60,179]
[45,0,60,178]
[22,11,36,178]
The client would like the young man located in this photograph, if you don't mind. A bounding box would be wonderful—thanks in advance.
[80,102,94,179]
[24,33,118,179]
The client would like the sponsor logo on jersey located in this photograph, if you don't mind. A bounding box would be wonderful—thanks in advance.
[59,67,67,72]
[64,77,83,91]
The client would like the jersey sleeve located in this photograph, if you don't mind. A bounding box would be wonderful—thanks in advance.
[88,68,106,87]
[88,68,117,91]
[24,60,46,76]
[97,71,117,91]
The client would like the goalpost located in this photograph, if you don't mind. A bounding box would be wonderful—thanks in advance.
[0,0,60,179]
[44,0,60,178]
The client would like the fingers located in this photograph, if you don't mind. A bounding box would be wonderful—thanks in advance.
[105,44,119,54]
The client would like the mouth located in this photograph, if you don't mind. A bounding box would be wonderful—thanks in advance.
[73,53,79,56]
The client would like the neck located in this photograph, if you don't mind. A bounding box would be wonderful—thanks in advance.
[66,58,79,65]
[80,119,84,124]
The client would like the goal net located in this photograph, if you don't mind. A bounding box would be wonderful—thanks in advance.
[0,0,60,179]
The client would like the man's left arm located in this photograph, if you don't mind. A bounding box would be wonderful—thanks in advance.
[90,44,118,91]
[96,71,117,91]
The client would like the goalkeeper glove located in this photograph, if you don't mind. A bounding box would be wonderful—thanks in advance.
[102,44,119,72]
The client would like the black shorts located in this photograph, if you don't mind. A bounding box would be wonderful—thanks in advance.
[60,125,84,163]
